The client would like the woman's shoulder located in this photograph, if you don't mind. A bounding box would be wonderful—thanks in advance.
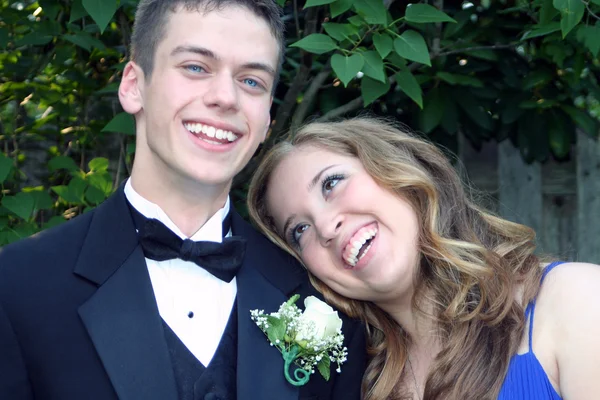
[537,261,600,321]
[536,261,600,397]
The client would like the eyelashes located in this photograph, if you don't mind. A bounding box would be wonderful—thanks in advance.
[286,173,346,250]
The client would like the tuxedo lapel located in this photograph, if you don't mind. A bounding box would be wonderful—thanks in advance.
[75,188,178,400]
[232,212,305,400]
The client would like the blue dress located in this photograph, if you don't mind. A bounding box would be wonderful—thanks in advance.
[498,261,564,399]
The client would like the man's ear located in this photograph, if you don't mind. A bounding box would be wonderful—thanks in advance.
[118,61,145,115]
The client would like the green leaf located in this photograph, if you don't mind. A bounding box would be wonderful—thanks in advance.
[85,185,106,205]
[330,0,354,17]
[2,193,35,220]
[419,88,445,133]
[441,99,459,134]
[322,23,357,42]
[522,22,561,39]
[347,16,366,27]
[15,33,53,46]
[456,93,494,131]
[393,30,431,67]
[522,69,554,90]
[317,356,331,381]
[305,0,336,7]
[540,0,560,24]
[0,154,14,184]
[548,111,572,158]
[102,112,136,136]
[290,34,338,55]
[68,177,88,204]
[69,0,88,23]
[361,76,390,106]
[96,82,120,95]
[63,33,106,52]
[52,177,88,204]
[362,51,386,83]
[48,156,80,173]
[22,187,54,211]
[88,157,109,172]
[266,316,286,345]
[88,172,113,195]
[331,53,364,87]
[562,105,599,136]
[436,72,484,88]
[395,69,423,108]
[82,0,117,34]
[373,33,393,59]
[0,28,9,49]
[576,24,600,57]
[405,4,456,24]
[553,0,585,38]
[44,216,66,229]
[354,0,388,25]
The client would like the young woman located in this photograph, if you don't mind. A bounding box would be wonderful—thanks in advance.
[247,117,600,400]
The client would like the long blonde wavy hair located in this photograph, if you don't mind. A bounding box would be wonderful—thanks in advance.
[247,117,544,400]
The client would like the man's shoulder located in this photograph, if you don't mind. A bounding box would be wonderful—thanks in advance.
[0,209,96,277]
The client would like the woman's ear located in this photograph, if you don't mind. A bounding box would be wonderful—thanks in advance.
[118,61,145,115]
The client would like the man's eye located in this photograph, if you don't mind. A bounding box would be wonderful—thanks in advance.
[243,78,258,87]
[186,65,205,73]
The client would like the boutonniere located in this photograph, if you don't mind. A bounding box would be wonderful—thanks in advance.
[250,295,348,387]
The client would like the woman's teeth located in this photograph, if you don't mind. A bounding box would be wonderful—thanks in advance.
[345,227,377,267]
[184,122,239,142]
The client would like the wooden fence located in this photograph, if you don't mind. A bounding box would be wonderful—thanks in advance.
[457,131,600,263]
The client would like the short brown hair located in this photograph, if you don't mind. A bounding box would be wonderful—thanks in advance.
[130,0,285,79]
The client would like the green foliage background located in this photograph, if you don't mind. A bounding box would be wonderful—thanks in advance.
[0,0,599,245]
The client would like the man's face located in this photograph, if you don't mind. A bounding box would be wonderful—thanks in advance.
[132,6,278,188]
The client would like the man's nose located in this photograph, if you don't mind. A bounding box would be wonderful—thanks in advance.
[203,72,239,112]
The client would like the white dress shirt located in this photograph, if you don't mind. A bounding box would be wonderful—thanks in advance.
[124,179,237,367]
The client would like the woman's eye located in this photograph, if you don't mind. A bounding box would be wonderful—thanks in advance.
[294,224,308,240]
[290,224,309,246]
[322,175,344,195]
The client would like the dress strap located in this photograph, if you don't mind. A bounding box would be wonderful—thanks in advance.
[526,261,566,352]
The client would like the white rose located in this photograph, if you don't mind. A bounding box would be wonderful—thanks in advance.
[295,296,343,342]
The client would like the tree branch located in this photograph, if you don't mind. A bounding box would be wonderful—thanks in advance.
[436,44,515,58]
[290,65,331,130]
[269,7,319,142]
[584,1,600,21]
[316,97,363,122]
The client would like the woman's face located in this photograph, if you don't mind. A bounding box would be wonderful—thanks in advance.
[266,145,421,305]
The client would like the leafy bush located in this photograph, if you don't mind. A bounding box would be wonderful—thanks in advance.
[0,0,598,244]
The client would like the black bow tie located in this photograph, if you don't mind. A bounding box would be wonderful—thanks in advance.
[128,204,246,282]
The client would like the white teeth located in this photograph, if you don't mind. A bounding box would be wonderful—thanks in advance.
[358,243,373,260]
[184,123,240,143]
[345,227,378,268]
[207,126,216,138]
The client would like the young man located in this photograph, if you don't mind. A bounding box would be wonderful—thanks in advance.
[0,1,366,399]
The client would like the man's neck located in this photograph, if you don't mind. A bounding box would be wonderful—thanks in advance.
[129,167,231,238]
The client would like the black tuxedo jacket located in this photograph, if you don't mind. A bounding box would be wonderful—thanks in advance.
[0,187,366,400]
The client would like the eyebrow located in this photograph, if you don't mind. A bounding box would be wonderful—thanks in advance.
[281,164,340,239]
[170,45,277,76]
